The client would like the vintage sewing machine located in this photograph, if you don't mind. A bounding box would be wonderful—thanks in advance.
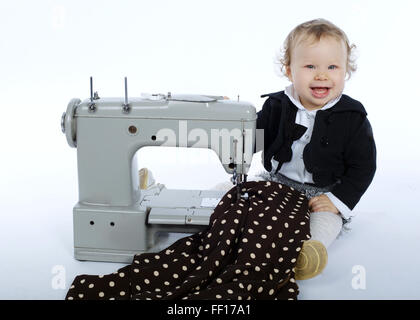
[61,78,257,263]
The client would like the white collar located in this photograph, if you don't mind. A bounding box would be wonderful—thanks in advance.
[284,84,342,112]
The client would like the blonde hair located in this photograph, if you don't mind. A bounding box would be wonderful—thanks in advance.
[276,19,357,79]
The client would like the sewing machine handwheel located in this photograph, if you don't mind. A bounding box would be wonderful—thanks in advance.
[62,98,81,148]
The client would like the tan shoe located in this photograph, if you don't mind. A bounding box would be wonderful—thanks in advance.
[295,240,328,280]
[138,168,156,190]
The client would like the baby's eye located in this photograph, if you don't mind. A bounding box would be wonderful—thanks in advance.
[305,65,315,69]
[328,65,338,70]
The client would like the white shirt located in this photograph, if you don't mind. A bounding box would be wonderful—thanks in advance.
[270,84,352,219]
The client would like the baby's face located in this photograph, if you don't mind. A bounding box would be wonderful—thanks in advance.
[286,36,347,110]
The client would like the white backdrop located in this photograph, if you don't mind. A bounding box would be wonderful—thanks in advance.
[1,0,419,299]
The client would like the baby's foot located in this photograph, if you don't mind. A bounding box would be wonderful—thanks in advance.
[295,240,328,280]
[138,168,156,189]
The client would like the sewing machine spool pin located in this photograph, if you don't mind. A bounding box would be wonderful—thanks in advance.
[88,76,96,113]
[122,77,130,114]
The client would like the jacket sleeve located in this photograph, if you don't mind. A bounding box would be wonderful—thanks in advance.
[254,98,273,154]
[331,116,377,210]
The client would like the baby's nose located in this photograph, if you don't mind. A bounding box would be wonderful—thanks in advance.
[314,72,328,81]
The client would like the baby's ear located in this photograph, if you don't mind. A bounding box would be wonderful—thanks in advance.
[285,66,293,81]
[345,70,351,81]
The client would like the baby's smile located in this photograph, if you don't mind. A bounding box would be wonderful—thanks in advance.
[310,87,331,99]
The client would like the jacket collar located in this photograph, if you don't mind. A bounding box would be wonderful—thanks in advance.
[261,89,367,116]
[284,84,340,112]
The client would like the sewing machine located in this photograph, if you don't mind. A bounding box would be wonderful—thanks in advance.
[61,78,257,263]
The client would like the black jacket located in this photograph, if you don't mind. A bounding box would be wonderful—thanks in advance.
[255,91,376,210]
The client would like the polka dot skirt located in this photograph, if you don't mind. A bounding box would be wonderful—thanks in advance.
[65,181,310,300]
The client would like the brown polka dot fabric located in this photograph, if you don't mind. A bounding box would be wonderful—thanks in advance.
[65,181,310,300]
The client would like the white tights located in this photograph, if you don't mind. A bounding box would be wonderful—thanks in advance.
[309,211,343,248]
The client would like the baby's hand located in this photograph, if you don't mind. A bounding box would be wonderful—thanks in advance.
[308,194,339,214]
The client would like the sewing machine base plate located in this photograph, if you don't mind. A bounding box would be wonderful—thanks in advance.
[72,188,225,263]
[74,231,197,263]
[74,247,143,264]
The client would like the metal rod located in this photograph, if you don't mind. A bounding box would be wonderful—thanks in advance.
[124,77,128,106]
[122,77,130,113]
[88,76,96,112]
[90,76,94,103]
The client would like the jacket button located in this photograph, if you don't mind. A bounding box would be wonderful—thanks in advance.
[321,136,329,147]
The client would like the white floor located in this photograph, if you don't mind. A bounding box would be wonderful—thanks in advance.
[2,0,420,301]
[1,0,420,301]
[1,144,419,300]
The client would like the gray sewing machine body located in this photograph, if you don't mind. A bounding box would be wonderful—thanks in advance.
[62,92,256,263]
